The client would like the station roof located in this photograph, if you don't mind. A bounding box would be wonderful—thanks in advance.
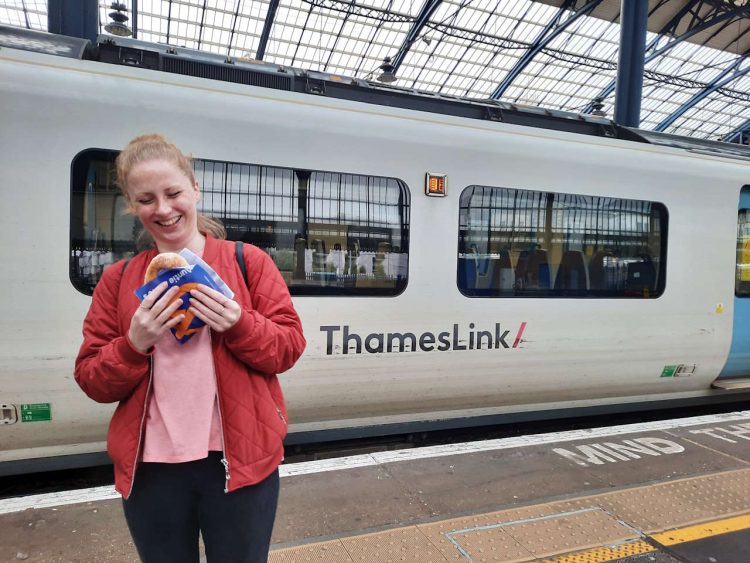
[2,0,749,142]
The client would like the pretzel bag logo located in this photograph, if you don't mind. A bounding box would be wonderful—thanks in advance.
[135,263,224,344]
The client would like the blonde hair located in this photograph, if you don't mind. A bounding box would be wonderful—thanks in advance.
[116,134,226,243]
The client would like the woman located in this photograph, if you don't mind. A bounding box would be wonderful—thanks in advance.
[75,134,306,562]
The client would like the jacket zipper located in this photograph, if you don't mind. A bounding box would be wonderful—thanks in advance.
[127,362,153,499]
[275,405,286,424]
[274,402,286,462]
[209,329,231,493]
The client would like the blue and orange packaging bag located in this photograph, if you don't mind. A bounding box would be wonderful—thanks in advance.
[135,261,229,344]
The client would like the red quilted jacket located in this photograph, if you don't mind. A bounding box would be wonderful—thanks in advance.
[75,235,306,498]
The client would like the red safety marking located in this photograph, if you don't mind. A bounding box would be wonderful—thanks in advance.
[513,322,527,348]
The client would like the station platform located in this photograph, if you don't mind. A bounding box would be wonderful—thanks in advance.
[2,410,750,562]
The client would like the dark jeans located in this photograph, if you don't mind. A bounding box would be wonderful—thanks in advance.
[122,452,279,563]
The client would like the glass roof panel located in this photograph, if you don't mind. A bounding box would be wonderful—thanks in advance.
[229,15,262,58]
[399,0,532,93]
[668,89,750,139]
[2,1,47,30]
[647,41,737,85]
[0,8,24,28]
[470,2,619,112]
[264,0,416,74]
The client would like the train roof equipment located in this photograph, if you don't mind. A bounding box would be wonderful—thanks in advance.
[2,23,749,163]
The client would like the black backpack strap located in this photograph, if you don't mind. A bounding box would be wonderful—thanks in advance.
[115,258,131,327]
[235,240,247,285]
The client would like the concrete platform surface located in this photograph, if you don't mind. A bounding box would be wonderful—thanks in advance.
[2,410,750,562]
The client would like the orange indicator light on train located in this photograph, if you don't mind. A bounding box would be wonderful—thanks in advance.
[425,173,447,197]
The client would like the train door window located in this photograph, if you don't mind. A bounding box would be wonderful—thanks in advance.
[70,149,410,296]
[457,185,667,298]
[736,209,750,296]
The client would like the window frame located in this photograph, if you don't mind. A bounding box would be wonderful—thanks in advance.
[70,149,411,297]
[456,184,668,299]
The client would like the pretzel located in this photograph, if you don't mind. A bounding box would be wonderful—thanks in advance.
[144,252,189,284]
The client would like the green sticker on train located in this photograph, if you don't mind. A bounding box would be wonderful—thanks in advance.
[660,365,677,378]
[20,403,51,422]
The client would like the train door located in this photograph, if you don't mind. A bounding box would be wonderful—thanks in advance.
[716,186,750,385]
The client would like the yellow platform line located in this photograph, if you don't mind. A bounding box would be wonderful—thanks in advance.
[546,513,750,563]
[651,513,750,546]
[544,541,655,563]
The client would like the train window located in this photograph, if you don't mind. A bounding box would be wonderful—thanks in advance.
[736,209,750,296]
[70,150,410,296]
[457,186,667,298]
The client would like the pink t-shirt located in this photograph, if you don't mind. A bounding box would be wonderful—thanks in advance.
[141,325,223,463]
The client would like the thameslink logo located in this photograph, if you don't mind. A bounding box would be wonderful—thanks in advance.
[321,322,527,355]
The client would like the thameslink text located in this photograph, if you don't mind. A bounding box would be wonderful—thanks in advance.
[320,322,527,355]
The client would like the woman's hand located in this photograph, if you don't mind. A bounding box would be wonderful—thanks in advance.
[128,283,185,353]
[189,284,241,333]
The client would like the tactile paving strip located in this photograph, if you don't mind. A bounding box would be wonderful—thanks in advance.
[339,526,447,562]
[542,540,656,563]
[443,508,639,561]
[537,514,750,562]
[550,467,750,532]
[269,468,750,562]
[446,527,534,562]
[417,514,533,561]
[270,539,351,562]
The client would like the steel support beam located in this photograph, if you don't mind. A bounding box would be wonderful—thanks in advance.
[226,0,242,57]
[256,0,281,60]
[655,52,750,132]
[614,0,648,126]
[132,0,138,39]
[723,119,750,144]
[391,0,442,71]
[490,0,603,100]
[47,0,98,43]
[197,1,208,49]
[582,1,750,114]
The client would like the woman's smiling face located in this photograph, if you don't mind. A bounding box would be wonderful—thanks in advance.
[126,158,201,252]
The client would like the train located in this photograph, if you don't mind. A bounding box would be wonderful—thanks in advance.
[2,24,750,476]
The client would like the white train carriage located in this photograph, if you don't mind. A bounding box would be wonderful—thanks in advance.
[1,26,750,474]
